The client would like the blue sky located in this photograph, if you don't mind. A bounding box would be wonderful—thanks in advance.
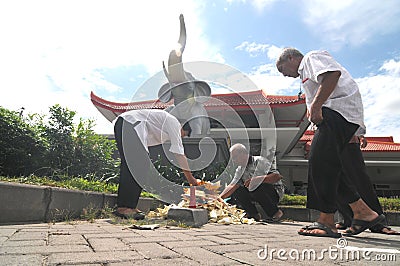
[1,0,400,141]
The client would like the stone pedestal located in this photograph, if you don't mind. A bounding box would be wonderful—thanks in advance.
[167,207,208,227]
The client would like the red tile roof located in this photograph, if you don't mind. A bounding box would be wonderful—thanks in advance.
[90,90,305,113]
[300,130,400,153]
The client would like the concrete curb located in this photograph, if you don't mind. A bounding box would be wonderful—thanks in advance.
[0,181,163,225]
[1,181,399,225]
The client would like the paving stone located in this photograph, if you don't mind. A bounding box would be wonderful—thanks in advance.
[161,232,203,241]
[84,232,140,239]
[47,250,143,265]
[48,233,87,245]
[87,237,131,252]
[205,243,258,254]
[0,228,17,237]
[0,244,91,255]
[121,236,178,244]
[173,246,238,265]
[0,254,43,266]
[1,239,46,247]
[198,235,241,245]
[7,231,47,241]
[108,257,201,266]
[131,242,181,259]
[161,240,220,249]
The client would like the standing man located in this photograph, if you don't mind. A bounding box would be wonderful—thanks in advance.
[276,48,384,237]
[113,109,198,219]
[219,143,284,221]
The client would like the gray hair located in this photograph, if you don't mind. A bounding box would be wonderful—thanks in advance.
[229,143,249,154]
[276,47,303,65]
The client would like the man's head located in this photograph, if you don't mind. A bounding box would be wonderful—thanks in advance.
[276,47,303,78]
[181,122,192,137]
[229,143,249,167]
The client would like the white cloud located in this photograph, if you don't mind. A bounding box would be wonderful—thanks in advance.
[356,60,400,142]
[379,59,400,77]
[235,42,281,60]
[250,0,278,12]
[301,0,400,49]
[224,0,277,13]
[236,44,299,94]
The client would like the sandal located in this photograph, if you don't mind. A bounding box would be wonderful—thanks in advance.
[298,222,342,238]
[343,214,385,236]
[370,225,400,235]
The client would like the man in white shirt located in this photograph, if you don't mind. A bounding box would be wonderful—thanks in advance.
[219,143,284,221]
[276,48,384,238]
[113,109,198,219]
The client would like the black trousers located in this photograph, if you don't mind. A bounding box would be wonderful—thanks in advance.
[231,184,280,218]
[306,107,360,213]
[114,117,145,209]
[336,143,386,230]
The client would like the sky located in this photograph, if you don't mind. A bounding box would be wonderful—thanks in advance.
[1,0,400,142]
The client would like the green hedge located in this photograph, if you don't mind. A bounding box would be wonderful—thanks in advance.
[280,194,400,212]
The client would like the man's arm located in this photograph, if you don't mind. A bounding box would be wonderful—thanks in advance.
[263,172,283,184]
[219,184,239,199]
[244,173,282,187]
[174,153,198,186]
[309,70,341,125]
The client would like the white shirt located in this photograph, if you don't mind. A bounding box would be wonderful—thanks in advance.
[298,50,366,134]
[229,156,284,201]
[116,109,185,155]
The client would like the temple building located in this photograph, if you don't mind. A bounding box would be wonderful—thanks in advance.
[91,89,400,196]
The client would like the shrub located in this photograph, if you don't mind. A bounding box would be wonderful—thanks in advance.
[0,106,46,176]
[280,194,307,206]
[0,105,119,182]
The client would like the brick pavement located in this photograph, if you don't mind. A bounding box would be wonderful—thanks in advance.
[0,219,399,265]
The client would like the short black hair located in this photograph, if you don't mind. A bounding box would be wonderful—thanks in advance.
[182,122,192,137]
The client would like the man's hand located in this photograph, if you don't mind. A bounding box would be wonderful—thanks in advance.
[309,103,323,125]
[187,177,200,186]
[359,135,367,148]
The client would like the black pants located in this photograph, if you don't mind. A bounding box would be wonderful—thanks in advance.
[231,184,280,218]
[114,117,144,209]
[336,143,387,230]
[306,107,360,213]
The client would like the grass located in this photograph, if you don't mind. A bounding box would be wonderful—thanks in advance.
[280,194,400,212]
[0,175,155,198]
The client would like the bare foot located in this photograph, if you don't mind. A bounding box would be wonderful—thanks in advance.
[273,209,283,221]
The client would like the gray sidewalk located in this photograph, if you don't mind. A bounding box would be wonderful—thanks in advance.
[0,219,399,265]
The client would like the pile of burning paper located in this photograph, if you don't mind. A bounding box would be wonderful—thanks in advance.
[147,181,257,225]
